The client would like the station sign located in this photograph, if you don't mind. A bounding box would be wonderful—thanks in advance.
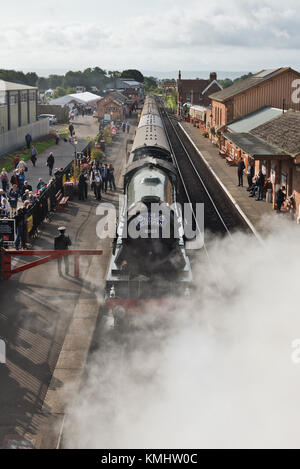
[0,219,16,244]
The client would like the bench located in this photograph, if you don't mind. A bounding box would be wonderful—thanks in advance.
[55,190,69,211]
[225,156,237,166]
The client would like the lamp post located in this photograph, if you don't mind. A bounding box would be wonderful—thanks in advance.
[69,137,78,181]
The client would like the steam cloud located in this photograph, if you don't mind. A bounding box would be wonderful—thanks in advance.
[63,218,300,449]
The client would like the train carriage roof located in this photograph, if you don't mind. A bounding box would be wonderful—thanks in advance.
[131,125,170,154]
[138,114,164,129]
[124,157,177,184]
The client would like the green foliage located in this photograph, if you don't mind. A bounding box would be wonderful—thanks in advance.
[121,69,144,83]
[0,69,38,86]
[0,135,55,172]
[108,70,121,79]
[91,149,104,161]
[52,86,76,98]
[144,76,158,91]
[219,72,254,89]
[167,90,178,112]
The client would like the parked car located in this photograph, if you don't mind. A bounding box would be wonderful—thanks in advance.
[37,114,57,125]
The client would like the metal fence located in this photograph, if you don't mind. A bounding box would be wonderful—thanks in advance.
[25,160,74,239]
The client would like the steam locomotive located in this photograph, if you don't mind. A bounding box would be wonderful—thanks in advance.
[104,96,192,322]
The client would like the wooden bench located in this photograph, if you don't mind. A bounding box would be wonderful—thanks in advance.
[225,156,237,166]
[55,190,69,211]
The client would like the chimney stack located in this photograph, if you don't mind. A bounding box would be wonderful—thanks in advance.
[178,70,182,81]
[210,72,217,82]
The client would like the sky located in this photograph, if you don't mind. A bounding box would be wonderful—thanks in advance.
[1,0,300,77]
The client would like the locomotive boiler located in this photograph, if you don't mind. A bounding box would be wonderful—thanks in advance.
[105,96,192,320]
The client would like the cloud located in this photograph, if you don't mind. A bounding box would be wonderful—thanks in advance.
[1,0,300,71]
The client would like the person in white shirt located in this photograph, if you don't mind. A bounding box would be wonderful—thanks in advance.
[90,169,102,200]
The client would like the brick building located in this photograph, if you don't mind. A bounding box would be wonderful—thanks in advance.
[221,110,300,218]
[177,71,222,116]
[97,92,126,123]
[209,67,300,129]
[251,110,300,219]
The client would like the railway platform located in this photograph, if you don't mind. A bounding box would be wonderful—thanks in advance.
[179,121,280,234]
[0,118,137,448]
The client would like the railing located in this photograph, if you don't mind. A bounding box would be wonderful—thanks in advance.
[25,142,91,239]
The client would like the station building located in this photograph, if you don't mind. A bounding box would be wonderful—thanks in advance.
[0,79,38,133]
[177,71,223,121]
[209,67,300,129]
[97,92,127,123]
[0,79,49,155]
[221,109,300,217]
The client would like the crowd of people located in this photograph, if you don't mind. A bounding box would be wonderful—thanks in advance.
[0,143,62,248]
[77,159,116,202]
[237,158,296,217]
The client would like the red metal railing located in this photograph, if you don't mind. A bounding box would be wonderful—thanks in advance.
[1,248,103,279]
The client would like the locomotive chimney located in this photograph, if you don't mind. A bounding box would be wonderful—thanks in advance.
[210,72,217,82]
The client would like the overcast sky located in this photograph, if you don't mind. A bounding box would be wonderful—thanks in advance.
[1,0,300,77]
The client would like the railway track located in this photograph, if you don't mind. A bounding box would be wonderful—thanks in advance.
[161,108,253,240]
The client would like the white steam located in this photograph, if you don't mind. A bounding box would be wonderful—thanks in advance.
[63,219,300,449]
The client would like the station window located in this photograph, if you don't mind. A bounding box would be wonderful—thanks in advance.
[0,91,6,106]
[11,94,19,104]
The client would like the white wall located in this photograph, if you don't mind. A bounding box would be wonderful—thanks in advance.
[0,119,49,156]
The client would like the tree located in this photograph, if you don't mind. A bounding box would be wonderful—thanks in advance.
[144,76,158,90]
[121,69,144,83]
[25,72,38,86]
[108,70,121,79]
[49,74,64,89]
[37,77,50,91]
[53,87,67,98]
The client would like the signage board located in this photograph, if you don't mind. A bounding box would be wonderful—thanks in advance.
[0,219,16,244]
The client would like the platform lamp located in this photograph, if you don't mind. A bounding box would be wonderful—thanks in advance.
[69,137,78,180]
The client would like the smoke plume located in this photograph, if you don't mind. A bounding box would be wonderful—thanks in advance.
[63,219,300,449]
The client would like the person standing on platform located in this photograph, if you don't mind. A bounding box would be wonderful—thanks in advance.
[8,184,19,217]
[69,123,74,137]
[108,164,116,191]
[0,168,9,193]
[14,207,27,250]
[247,162,255,190]
[14,156,20,169]
[90,168,102,200]
[55,131,60,145]
[276,186,286,213]
[237,157,245,187]
[30,146,38,167]
[47,152,55,176]
[25,133,32,149]
[54,226,72,276]
[256,171,265,201]
[78,171,86,201]
[102,164,108,193]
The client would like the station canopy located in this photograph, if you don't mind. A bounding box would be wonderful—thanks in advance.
[49,91,102,107]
